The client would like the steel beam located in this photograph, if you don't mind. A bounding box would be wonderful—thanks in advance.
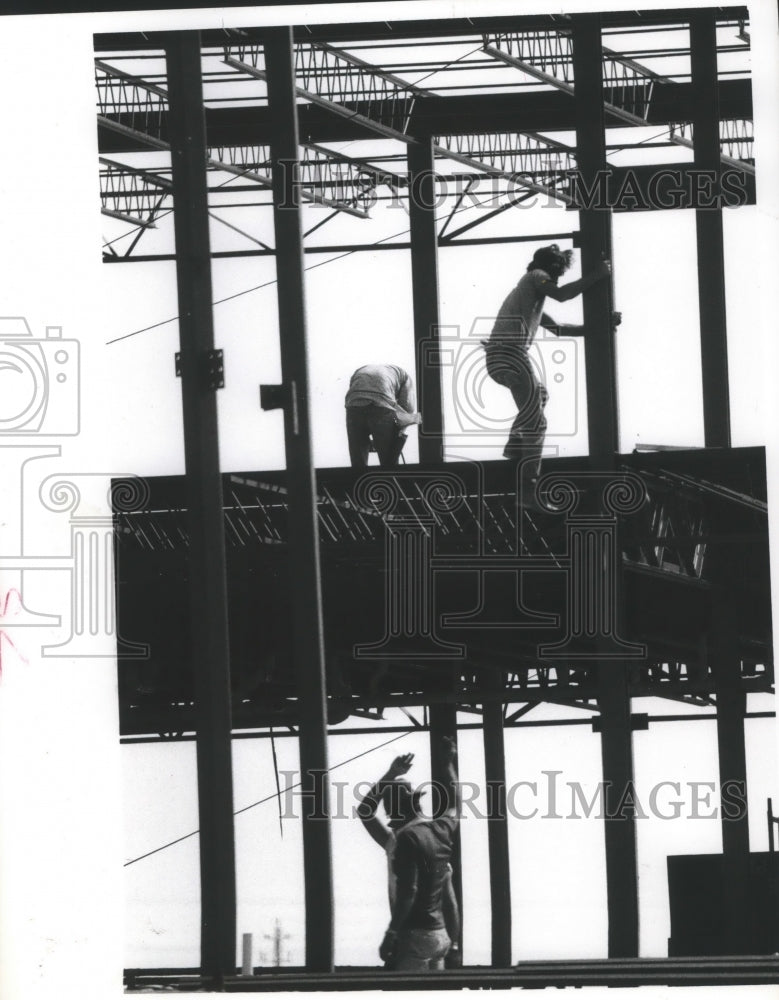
[98,79,754,154]
[163,31,237,980]
[596,664,640,957]
[119,710,776,745]
[710,593,751,951]
[224,48,571,205]
[408,137,445,463]
[482,692,512,967]
[571,15,619,462]
[95,11,755,51]
[572,15,637,957]
[97,61,379,218]
[483,36,754,175]
[691,11,731,448]
[429,703,463,951]
[263,26,334,973]
[103,231,584,264]
[128,952,779,991]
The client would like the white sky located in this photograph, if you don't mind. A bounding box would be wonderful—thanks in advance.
[0,1,779,999]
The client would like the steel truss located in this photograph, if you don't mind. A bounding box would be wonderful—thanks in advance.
[117,463,763,577]
[483,29,755,175]
[101,12,767,976]
[206,142,386,217]
[96,58,169,149]
[670,117,754,162]
[118,651,772,740]
[115,457,772,739]
[296,40,431,133]
[96,58,390,225]
[99,156,171,227]
[435,130,576,197]
[224,41,576,205]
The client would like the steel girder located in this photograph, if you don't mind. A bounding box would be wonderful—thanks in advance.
[670,117,754,162]
[483,29,755,176]
[99,156,171,227]
[96,58,389,223]
[224,40,577,205]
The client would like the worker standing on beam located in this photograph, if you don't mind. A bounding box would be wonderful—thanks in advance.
[483,244,619,489]
[345,364,422,467]
[357,738,461,971]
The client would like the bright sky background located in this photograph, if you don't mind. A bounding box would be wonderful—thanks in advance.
[0,2,778,999]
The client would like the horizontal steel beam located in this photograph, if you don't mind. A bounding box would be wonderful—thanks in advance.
[484,42,755,176]
[124,953,779,990]
[224,48,575,204]
[97,80,753,153]
[102,231,579,263]
[224,53,418,143]
[119,710,777,744]
[101,207,157,227]
[96,8,751,51]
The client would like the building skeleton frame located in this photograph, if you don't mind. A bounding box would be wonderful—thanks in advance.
[96,6,778,990]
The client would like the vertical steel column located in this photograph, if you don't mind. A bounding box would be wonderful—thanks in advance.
[482,694,512,967]
[264,27,334,973]
[711,594,750,950]
[571,15,619,462]
[429,703,462,949]
[572,15,638,958]
[691,11,731,447]
[408,138,445,465]
[596,666,640,957]
[164,32,236,979]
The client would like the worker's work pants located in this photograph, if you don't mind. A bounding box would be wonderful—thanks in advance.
[394,928,451,971]
[484,341,548,479]
[346,404,404,467]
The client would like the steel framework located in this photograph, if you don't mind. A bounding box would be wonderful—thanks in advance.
[97,6,774,988]
[483,28,755,173]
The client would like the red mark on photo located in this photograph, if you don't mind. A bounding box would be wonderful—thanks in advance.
[0,589,29,680]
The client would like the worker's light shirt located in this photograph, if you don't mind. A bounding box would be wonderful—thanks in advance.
[345,364,416,415]
[489,268,554,350]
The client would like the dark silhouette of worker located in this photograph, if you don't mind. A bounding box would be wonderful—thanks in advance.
[345,364,421,467]
[357,739,461,971]
[483,244,620,484]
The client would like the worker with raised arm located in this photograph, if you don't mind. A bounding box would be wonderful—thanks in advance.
[357,739,461,971]
[483,243,620,486]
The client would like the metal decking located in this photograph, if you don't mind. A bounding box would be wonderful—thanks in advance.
[114,448,772,738]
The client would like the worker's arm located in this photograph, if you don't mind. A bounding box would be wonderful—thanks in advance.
[397,373,418,415]
[356,753,414,849]
[441,736,460,818]
[396,373,422,426]
[540,312,582,335]
[540,259,611,303]
[540,309,622,337]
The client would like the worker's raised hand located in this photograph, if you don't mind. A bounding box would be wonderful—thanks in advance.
[612,311,622,329]
[593,259,612,280]
[386,753,414,779]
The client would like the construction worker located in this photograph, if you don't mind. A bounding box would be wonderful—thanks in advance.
[345,364,421,467]
[357,739,461,971]
[483,244,620,485]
